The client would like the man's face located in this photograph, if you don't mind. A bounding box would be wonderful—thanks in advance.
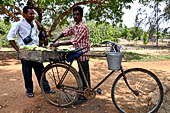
[73,10,82,23]
[24,9,35,21]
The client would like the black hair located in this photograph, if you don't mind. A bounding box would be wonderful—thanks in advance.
[23,6,33,14]
[73,6,83,16]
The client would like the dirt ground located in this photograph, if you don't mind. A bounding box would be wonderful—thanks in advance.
[0,45,170,113]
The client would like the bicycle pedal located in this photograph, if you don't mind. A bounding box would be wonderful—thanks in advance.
[97,88,102,95]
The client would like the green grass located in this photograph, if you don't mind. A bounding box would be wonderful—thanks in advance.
[90,50,170,62]
[124,52,170,62]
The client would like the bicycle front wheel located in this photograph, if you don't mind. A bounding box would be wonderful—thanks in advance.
[111,68,163,113]
[40,63,82,107]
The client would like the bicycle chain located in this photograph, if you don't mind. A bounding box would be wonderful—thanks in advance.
[83,88,96,100]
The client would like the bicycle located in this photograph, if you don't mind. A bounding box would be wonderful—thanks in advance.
[40,41,163,113]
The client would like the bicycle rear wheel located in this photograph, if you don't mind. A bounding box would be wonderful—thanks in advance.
[111,68,163,113]
[40,63,82,107]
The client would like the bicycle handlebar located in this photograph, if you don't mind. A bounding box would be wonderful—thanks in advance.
[92,41,117,47]
[100,41,116,45]
[92,41,121,52]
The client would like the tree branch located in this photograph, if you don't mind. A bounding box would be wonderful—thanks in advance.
[48,0,107,35]
[14,6,22,15]
[0,5,19,21]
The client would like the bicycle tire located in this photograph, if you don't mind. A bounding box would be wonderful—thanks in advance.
[40,63,82,107]
[111,68,163,113]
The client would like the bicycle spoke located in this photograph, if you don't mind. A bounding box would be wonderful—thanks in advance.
[55,66,61,83]
[40,63,81,107]
[112,68,163,113]
[59,69,69,84]
[51,67,58,85]
[63,91,75,104]
[47,71,57,85]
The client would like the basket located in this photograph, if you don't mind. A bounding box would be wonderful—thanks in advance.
[106,52,123,70]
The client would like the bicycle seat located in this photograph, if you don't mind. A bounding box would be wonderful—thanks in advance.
[68,47,86,53]
[66,47,86,62]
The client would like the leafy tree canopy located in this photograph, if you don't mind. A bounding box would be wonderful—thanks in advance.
[0,0,157,36]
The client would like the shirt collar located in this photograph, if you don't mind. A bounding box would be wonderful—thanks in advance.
[74,20,85,26]
[21,18,28,23]
[21,18,35,27]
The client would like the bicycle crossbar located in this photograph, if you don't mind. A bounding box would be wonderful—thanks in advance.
[84,54,106,57]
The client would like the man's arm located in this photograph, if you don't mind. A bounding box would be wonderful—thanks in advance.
[9,40,19,52]
[7,22,20,51]
[53,40,72,47]
[52,25,74,43]
[51,33,64,43]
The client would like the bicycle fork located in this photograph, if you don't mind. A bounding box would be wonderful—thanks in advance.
[120,66,139,96]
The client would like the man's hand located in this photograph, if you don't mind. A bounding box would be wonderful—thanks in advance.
[51,33,64,43]
[51,40,56,44]
[9,40,19,52]
[47,42,54,47]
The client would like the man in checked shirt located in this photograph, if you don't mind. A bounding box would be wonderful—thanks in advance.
[51,6,91,95]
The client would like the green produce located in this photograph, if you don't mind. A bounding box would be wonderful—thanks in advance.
[20,45,50,51]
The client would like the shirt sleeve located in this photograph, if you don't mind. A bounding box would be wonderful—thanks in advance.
[7,22,20,41]
[63,26,74,37]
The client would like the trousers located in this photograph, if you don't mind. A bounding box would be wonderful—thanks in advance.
[77,60,91,88]
[21,60,51,93]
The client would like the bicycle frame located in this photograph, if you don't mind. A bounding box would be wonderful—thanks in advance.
[47,51,138,97]
[40,45,164,112]
[76,54,138,95]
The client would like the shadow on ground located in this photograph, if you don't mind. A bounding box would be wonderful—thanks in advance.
[23,95,120,113]
[0,51,20,66]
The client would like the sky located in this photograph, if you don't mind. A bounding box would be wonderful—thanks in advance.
[122,1,142,28]
[122,1,169,31]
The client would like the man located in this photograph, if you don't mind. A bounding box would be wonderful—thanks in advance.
[7,6,54,98]
[51,6,91,94]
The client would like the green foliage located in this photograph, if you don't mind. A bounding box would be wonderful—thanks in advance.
[1,0,169,36]
[1,0,169,48]
[0,0,134,28]
[50,24,73,41]
[135,0,169,46]
[0,19,146,47]
[143,31,148,45]
[87,22,121,45]
[120,25,133,41]
[105,26,121,42]
[130,27,144,40]
[0,0,25,22]
[134,37,139,44]
[124,52,170,62]
[0,20,11,47]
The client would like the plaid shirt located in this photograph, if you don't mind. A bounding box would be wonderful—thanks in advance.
[63,20,90,61]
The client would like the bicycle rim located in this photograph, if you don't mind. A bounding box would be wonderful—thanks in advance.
[112,68,163,113]
[40,63,82,107]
